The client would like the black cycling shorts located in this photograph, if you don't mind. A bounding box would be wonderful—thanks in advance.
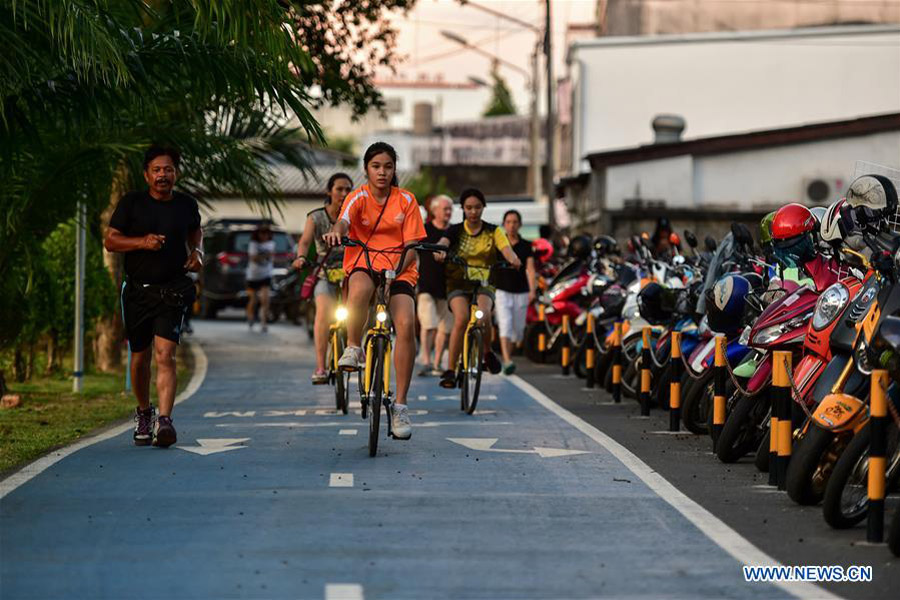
[349,268,415,299]
[121,280,190,353]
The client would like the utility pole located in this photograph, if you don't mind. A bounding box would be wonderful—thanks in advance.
[73,202,86,393]
[530,43,542,200]
[544,0,556,230]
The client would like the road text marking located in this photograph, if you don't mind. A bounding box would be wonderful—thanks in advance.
[329,473,354,488]
[339,429,358,435]
[325,583,364,600]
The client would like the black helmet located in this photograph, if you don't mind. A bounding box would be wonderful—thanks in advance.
[638,282,677,325]
[593,235,618,256]
[567,234,592,260]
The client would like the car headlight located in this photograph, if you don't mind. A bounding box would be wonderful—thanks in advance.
[335,306,348,321]
[474,309,484,319]
[376,310,388,323]
[811,284,849,331]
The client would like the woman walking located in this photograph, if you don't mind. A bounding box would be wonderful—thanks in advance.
[293,173,353,384]
[246,223,275,332]
[494,209,537,374]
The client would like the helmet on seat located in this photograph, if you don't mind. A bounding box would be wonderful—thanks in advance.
[593,235,619,256]
[532,238,554,264]
[844,175,899,235]
[771,203,818,267]
[759,211,776,248]
[820,199,846,245]
[567,234,592,260]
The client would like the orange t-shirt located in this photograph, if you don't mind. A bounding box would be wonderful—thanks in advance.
[339,184,426,286]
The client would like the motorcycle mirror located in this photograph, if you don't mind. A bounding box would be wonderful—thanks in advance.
[731,222,754,248]
[704,236,718,253]
[684,230,698,249]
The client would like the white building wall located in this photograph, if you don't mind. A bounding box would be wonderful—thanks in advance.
[695,131,900,210]
[602,130,900,212]
[568,26,900,171]
[605,155,693,209]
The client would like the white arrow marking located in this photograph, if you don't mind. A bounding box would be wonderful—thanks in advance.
[217,421,512,429]
[447,438,589,458]
[204,411,256,418]
[339,429,358,435]
[178,438,250,456]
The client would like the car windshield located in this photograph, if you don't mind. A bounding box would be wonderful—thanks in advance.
[230,231,294,253]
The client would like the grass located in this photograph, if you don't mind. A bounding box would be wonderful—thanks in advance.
[0,345,193,475]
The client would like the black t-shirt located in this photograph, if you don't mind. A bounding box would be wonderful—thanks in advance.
[493,237,533,293]
[417,221,449,298]
[109,190,201,284]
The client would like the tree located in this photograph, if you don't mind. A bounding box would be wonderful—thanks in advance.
[483,69,518,117]
[0,0,415,378]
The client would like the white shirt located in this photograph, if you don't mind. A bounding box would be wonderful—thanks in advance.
[246,240,275,281]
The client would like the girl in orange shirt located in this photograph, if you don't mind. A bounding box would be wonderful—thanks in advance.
[323,142,426,440]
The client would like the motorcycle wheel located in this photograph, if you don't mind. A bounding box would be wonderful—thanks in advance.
[785,425,837,506]
[715,391,768,463]
[823,423,872,528]
[681,370,713,435]
[754,429,771,473]
[889,505,900,556]
[623,359,639,400]
[596,350,614,390]
[823,422,900,528]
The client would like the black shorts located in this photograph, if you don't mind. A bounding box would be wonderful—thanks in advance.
[246,277,271,291]
[121,280,190,353]
[349,268,415,299]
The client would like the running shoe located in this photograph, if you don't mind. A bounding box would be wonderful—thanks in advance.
[390,403,412,440]
[133,406,155,446]
[338,346,365,372]
[311,369,329,385]
[484,351,502,375]
[502,361,517,375]
[439,369,456,389]
[152,416,177,448]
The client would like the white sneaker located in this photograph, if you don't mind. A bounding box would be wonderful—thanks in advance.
[338,346,365,372]
[391,403,412,440]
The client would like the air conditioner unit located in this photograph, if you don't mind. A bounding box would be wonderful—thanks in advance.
[802,177,845,204]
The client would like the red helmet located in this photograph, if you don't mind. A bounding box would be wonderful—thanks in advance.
[771,203,816,240]
[532,238,554,263]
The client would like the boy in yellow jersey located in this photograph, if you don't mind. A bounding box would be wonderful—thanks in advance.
[437,188,521,388]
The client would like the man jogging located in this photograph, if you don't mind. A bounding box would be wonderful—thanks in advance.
[104,146,202,447]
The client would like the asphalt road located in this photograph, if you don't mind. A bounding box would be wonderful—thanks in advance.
[517,360,900,600]
[0,320,845,599]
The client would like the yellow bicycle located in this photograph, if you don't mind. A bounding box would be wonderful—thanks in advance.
[326,304,350,414]
[341,237,445,456]
[448,256,510,415]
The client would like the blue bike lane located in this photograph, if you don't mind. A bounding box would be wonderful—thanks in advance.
[0,321,832,599]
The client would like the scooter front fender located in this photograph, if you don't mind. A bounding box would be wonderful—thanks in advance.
[811,393,866,432]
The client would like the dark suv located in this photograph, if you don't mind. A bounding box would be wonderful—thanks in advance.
[198,218,296,319]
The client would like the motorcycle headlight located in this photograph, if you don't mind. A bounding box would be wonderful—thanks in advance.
[335,306,348,322]
[752,323,784,346]
[811,284,849,331]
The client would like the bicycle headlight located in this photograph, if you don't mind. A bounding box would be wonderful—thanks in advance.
[376,310,388,323]
[335,306,348,321]
[811,284,849,331]
[475,309,485,319]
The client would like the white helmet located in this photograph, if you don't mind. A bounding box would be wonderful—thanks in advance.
[820,198,845,244]
[846,175,898,213]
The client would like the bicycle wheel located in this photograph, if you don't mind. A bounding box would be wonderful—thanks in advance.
[368,337,385,457]
[333,331,349,415]
[462,328,484,415]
